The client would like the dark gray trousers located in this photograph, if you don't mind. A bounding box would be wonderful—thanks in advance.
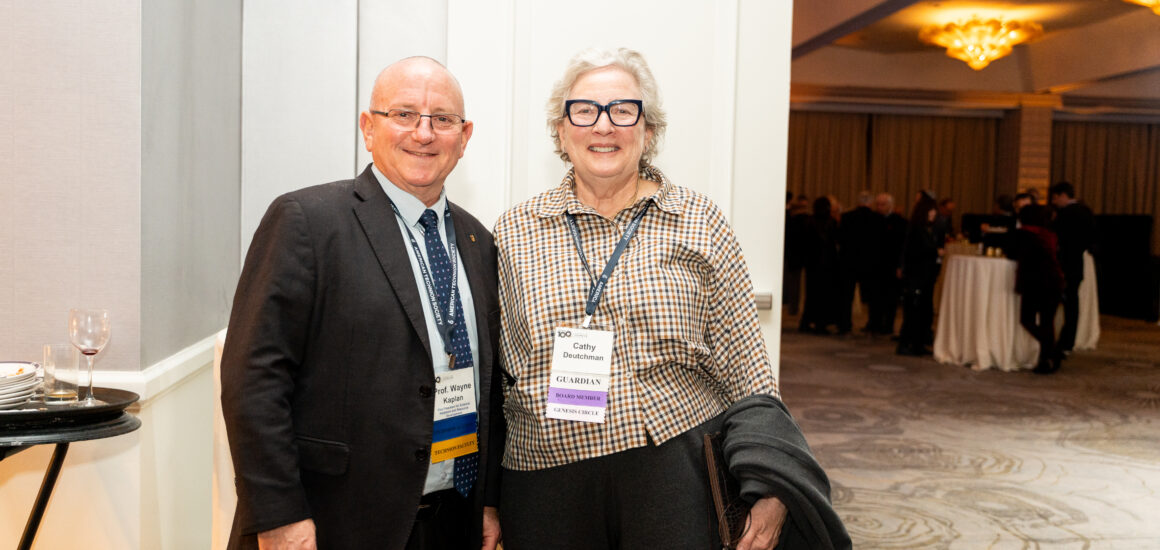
[500,414,723,550]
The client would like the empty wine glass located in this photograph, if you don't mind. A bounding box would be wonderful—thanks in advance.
[68,308,110,406]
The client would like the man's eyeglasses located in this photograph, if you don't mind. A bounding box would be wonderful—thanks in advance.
[564,99,643,127]
[371,109,466,134]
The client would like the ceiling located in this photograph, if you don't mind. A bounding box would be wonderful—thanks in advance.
[791,0,1160,115]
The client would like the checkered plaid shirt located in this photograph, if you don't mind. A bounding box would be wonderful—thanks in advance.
[494,165,780,470]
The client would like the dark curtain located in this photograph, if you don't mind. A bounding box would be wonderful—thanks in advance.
[787,111,997,228]
[1052,120,1160,253]
[786,111,869,211]
[868,114,996,225]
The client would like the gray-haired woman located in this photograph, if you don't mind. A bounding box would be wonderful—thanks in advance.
[493,48,848,550]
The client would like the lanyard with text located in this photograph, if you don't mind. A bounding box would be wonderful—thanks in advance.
[391,202,463,368]
[563,201,651,328]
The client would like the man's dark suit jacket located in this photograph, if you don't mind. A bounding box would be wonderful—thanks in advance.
[839,206,884,277]
[220,165,504,550]
[1053,202,1096,285]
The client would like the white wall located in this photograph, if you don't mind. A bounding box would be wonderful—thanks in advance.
[139,364,214,549]
[239,0,359,259]
[0,0,12,363]
[0,0,142,372]
[141,0,241,366]
[1,1,230,548]
[448,0,743,226]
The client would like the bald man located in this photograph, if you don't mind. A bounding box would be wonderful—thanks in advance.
[222,57,504,550]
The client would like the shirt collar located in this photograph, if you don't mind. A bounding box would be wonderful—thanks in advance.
[372,164,448,229]
[535,164,684,218]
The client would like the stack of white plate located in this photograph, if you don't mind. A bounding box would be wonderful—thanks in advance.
[0,361,40,411]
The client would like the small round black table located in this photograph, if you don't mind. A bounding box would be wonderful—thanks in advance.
[0,388,141,550]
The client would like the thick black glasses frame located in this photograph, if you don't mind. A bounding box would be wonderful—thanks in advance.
[370,109,465,128]
[564,99,644,127]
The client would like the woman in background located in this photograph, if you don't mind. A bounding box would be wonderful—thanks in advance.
[896,195,940,356]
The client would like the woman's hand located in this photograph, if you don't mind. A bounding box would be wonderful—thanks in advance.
[736,496,787,550]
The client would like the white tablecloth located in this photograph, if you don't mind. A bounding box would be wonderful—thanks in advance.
[934,255,1040,371]
[935,252,1100,371]
[1063,251,1100,351]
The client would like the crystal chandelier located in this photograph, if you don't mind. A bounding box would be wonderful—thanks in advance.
[919,17,1044,71]
[1123,0,1160,15]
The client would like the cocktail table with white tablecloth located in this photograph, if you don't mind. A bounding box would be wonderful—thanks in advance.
[934,255,1039,371]
[934,252,1100,371]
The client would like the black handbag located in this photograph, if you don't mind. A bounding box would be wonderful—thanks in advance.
[704,432,751,549]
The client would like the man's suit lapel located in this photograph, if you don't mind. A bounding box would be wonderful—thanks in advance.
[351,166,433,359]
[450,202,494,373]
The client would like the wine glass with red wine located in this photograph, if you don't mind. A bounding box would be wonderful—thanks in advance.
[68,308,110,406]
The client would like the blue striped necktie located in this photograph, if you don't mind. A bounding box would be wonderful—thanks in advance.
[418,209,478,497]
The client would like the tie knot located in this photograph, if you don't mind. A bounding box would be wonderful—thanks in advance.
[419,209,440,232]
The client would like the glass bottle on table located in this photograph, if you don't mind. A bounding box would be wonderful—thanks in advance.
[68,308,110,406]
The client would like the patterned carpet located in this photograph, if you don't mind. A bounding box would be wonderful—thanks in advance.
[778,314,1160,549]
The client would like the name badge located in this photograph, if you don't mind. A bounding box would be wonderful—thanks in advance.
[546,324,614,423]
[430,367,478,463]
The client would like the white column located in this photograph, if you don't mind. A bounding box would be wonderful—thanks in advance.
[733,0,794,371]
[446,0,515,226]
[240,0,359,259]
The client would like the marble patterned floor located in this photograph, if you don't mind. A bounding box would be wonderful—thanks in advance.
[778,314,1160,549]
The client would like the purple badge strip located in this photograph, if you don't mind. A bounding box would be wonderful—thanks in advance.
[546,386,608,408]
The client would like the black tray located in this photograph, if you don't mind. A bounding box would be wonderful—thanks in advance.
[0,387,139,430]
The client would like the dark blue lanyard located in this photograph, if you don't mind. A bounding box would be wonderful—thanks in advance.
[391,203,461,360]
[564,202,651,328]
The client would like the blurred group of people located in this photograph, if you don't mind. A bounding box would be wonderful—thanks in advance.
[1003,182,1096,374]
[784,181,1095,374]
[783,191,910,338]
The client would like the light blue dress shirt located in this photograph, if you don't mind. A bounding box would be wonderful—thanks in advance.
[372,165,480,495]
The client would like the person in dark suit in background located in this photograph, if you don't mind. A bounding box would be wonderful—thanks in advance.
[1007,204,1066,374]
[1049,181,1097,355]
[783,193,811,315]
[994,194,1015,217]
[896,195,941,356]
[870,193,906,335]
[1013,192,1034,213]
[1024,187,1042,205]
[837,191,884,334]
[933,198,956,244]
[221,57,504,550]
[974,194,1020,252]
[800,196,841,334]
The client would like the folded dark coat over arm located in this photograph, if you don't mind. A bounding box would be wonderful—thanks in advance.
[722,394,852,550]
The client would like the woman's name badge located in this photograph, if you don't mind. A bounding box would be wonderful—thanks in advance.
[546,325,614,423]
[431,367,478,463]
